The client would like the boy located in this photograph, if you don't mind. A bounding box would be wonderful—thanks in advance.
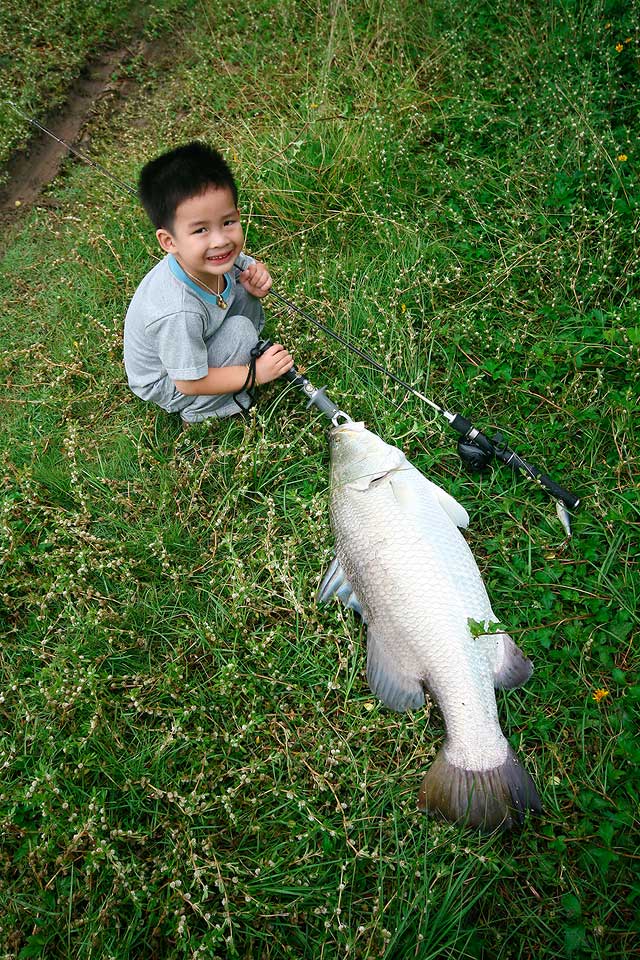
[124,141,294,423]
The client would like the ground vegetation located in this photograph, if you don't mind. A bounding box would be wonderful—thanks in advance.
[0,1,638,957]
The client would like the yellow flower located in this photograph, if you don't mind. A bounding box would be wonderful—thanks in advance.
[616,42,624,51]
[401,303,407,313]
[592,688,609,703]
[617,154,628,162]
[625,37,632,43]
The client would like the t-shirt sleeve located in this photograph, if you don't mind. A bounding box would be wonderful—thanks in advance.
[147,311,209,381]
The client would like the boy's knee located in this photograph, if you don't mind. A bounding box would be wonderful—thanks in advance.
[208,314,260,367]
[234,288,265,332]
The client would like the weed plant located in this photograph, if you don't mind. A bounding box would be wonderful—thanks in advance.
[0,1,638,958]
[0,0,200,180]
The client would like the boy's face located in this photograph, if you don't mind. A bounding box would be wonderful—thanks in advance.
[156,186,244,287]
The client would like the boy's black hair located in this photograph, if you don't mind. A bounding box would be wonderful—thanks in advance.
[138,141,238,231]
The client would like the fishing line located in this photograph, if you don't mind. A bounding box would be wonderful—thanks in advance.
[267,289,444,415]
[5,101,580,523]
[6,100,443,416]
[6,100,139,199]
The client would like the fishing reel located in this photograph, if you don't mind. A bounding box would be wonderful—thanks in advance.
[457,437,493,472]
[456,430,506,473]
[450,412,580,534]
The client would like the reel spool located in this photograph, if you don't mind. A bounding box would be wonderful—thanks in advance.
[457,438,493,472]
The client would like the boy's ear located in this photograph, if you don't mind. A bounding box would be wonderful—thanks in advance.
[156,227,176,253]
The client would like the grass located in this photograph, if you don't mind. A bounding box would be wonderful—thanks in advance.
[1,0,639,957]
[0,0,141,180]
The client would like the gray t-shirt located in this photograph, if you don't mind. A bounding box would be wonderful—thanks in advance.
[123,251,256,413]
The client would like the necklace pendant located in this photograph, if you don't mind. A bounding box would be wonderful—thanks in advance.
[216,294,228,310]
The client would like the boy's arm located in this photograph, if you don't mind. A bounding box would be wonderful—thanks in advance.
[174,343,293,396]
[174,365,251,396]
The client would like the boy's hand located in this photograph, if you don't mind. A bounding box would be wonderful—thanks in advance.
[255,343,294,385]
[239,260,272,298]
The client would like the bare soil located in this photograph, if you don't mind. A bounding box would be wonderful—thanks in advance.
[0,40,166,245]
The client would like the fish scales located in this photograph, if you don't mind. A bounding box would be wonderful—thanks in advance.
[331,470,507,769]
[320,422,541,831]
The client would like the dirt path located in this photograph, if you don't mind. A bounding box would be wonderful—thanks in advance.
[0,41,165,244]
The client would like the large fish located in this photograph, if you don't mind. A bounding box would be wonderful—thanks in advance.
[319,421,541,831]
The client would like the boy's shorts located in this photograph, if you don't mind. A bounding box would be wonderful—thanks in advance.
[140,290,265,424]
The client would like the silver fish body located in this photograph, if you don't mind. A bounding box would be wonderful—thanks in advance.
[320,422,541,830]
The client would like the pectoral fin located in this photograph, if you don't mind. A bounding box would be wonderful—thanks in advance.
[426,480,470,529]
[317,556,364,618]
[477,632,533,689]
[389,470,470,529]
[366,628,425,712]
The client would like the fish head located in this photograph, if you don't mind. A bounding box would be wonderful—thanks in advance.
[329,421,407,490]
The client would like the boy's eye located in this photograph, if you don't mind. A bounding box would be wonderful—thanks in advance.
[224,219,237,226]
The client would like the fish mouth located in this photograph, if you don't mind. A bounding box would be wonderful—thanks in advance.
[330,420,365,437]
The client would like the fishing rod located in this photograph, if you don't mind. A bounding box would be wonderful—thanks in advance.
[253,298,582,513]
[249,329,580,529]
[7,100,580,529]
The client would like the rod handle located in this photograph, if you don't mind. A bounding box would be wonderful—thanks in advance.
[449,414,580,511]
[254,339,303,389]
[254,340,346,422]
[492,446,581,510]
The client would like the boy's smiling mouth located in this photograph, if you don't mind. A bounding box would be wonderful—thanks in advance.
[206,249,234,263]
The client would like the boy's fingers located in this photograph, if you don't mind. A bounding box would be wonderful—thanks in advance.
[265,345,294,367]
[241,266,272,290]
[255,344,294,384]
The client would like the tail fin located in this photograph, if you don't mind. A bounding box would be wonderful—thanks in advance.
[418,745,541,831]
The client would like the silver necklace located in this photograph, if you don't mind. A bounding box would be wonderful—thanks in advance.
[182,266,228,309]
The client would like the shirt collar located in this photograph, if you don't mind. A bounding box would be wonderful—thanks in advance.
[168,255,232,305]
